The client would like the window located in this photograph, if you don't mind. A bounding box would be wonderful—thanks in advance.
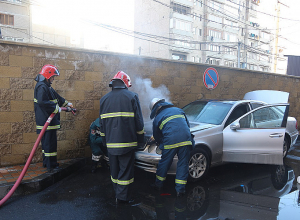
[0,13,14,26]
[209,1,221,10]
[209,15,222,24]
[171,3,191,15]
[210,44,219,52]
[208,58,220,65]
[172,53,187,61]
[174,19,191,32]
[225,33,237,42]
[224,47,235,55]
[208,30,221,39]
[199,29,202,36]
[224,19,238,30]
[224,60,235,67]
[240,106,284,129]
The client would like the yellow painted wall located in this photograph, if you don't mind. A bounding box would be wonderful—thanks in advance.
[1,41,300,166]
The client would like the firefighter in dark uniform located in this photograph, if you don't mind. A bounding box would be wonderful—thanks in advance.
[149,98,194,197]
[34,64,73,172]
[99,71,144,204]
[89,118,107,173]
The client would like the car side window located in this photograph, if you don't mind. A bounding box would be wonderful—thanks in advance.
[224,104,249,128]
[239,106,287,129]
[250,103,264,110]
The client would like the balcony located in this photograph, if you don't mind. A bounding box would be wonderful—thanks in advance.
[170,28,193,37]
[171,12,193,22]
[206,20,223,30]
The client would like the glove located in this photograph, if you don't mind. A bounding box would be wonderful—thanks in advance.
[67,103,73,108]
[59,107,61,113]
[66,107,72,112]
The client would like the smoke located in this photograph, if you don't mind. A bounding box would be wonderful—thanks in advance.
[131,77,171,122]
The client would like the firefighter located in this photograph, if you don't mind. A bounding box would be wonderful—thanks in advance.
[149,98,194,197]
[89,118,107,173]
[99,71,144,205]
[34,64,73,172]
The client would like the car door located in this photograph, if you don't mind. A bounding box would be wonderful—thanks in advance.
[222,104,289,165]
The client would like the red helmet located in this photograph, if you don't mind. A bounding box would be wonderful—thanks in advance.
[39,64,60,79]
[111,71,132,88]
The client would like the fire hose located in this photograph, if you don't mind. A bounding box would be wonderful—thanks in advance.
[0,107,77,207]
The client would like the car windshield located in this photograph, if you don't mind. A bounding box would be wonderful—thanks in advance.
[183,101,233,125]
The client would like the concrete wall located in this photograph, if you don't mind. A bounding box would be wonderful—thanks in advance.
[1,41,300,167]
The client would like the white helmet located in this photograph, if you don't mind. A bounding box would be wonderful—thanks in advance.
[149,98,165,110]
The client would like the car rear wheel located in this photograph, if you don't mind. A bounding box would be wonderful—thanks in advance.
[283,136,290,158]
[188,148,210,182]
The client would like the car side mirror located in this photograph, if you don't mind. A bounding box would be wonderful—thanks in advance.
[230,121,240,130]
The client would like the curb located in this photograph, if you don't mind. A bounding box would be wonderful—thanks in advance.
[0,158,86,199]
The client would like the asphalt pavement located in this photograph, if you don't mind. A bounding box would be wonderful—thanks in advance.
[0,141,300,219]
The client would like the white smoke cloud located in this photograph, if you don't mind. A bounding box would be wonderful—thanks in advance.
[131,77,171,122]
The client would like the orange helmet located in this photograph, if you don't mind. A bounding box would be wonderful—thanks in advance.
[111,71,132,88]
[39,64,60,79]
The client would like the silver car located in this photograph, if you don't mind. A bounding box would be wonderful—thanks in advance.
[135,91,299,182]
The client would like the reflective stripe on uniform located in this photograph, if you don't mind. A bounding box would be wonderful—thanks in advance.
[156,175,166,181]
[63,100,68,107]
[159,115,185,130]
[100,132,105,136]
[111,176,134,185]
[42,150,57,157]
[34,98,58,103]
[137,128,144,134]
[164,141,192,149]
[53,105,59,114]
[106,142,137,148]
[100,112,134,119]
[175,207,186,212]
[175,179,187,185]
[36,125,60,130]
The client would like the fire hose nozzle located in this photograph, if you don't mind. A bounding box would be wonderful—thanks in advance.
[61,107,77,115]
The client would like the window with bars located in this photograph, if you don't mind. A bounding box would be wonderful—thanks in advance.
[0,13,14,26]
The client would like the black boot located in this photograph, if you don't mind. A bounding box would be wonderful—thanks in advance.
[91,160,98,173]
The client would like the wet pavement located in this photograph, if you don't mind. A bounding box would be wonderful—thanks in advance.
[0,145,300,219]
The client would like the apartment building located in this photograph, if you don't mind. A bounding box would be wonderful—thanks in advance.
[134,0,273,72]
[0,0,30,42]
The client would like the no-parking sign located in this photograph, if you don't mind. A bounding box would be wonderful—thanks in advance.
[203,67,219,90]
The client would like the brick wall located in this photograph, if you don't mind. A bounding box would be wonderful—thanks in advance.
[1,41,300,167]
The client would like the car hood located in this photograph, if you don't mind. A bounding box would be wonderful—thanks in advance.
[190,122,217,133]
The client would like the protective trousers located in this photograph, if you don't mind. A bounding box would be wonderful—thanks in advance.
[155,145,191,193]
[41,130,58,170]
[91,143,107,162]
[108,150,135,201]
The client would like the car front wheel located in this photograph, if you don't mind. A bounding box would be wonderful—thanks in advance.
[188,148,210,182]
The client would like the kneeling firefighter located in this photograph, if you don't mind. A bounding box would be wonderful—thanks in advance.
[149,98,195,197]
[89,118,107,173]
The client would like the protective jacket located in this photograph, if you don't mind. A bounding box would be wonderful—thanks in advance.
[99,80,144,155]
[151,102,193,150]
[89,118,102,147]
[34,80,68,134]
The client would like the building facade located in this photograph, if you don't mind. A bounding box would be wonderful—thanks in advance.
[134,0,273,72]
[0,0,30,43]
